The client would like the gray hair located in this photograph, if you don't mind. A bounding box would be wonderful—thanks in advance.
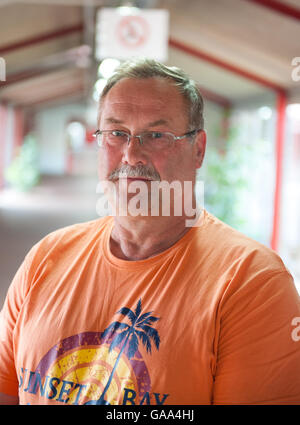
[99,58,204,130]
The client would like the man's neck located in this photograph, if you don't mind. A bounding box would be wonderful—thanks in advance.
[109,216,193,261]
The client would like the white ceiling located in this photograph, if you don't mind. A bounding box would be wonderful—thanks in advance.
[0,0,299,109]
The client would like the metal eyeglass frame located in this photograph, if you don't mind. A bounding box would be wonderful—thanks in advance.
[93,128,201,147]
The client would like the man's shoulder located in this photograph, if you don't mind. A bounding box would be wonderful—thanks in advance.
[26,215,113,263]
[200,210,289,274]
[40,215,112,242]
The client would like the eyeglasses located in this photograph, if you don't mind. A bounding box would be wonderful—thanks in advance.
[93,129,200,151]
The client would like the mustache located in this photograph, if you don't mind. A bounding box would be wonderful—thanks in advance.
[108,164,161,181]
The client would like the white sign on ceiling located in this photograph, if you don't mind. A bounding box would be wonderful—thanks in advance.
[95,7,169,62]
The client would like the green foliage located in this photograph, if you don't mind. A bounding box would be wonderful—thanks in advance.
[204,125,252,229]
[5,134,40,191]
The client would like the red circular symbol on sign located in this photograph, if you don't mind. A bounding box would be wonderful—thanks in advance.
[117,15,150,48]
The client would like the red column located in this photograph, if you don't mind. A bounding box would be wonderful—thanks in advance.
[0,103,8,188]
[14,107,25,148]
[271,92,287,251]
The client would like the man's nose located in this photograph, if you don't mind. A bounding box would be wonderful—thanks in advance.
[121,136,148,166]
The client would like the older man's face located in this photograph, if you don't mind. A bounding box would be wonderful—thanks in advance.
[97,77,205,216]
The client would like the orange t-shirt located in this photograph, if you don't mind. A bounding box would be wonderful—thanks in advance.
[1,209,300,405]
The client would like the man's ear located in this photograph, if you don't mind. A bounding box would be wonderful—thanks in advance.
[194,130,206,168]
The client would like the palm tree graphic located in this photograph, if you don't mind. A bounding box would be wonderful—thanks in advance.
[85,298,160,405]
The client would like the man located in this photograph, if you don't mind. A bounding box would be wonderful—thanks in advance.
[1,58,300,405]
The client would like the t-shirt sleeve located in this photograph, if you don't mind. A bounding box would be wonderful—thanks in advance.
[0,255,31,397]
[212,270,300,404]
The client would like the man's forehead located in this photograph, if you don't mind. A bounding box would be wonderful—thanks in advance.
[100,98,169,122]
[104,117,169,126]
[104,77,182,102]
[102,96,166,108]
[100,90,175,122]
[98,77,189,127]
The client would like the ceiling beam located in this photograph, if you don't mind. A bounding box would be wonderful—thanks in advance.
[15,84,84,107]
[28,88,84,106]
[0,23,83,55]
[169,37,286,94]
[198,86,232,109]
[0,44,91,90]
[0,67,72,87]
[243,0,300,21]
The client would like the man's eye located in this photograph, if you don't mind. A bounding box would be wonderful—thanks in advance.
[111,131,127,138]
[150,132,164,139]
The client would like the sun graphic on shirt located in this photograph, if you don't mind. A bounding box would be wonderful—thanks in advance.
[35,299,160,405]
[44,344,141,405]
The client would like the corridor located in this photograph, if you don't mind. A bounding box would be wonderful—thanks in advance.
[0,174,99,307]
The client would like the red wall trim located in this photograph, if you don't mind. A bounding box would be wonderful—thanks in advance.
[169,37,286,93]
[244,0,300,21]
[14,108,25,148]
[0,68,52,87]
[199,86,232,109]
[0,104,8,188]
[0,67,70,88]
[271,92,287,251]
